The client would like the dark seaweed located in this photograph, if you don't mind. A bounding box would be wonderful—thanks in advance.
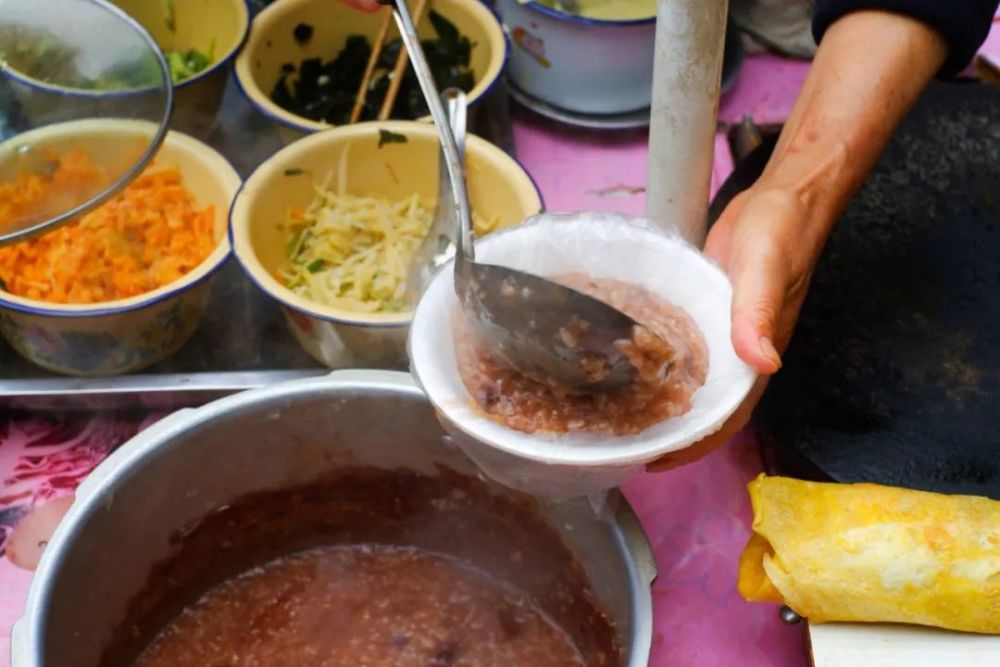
[377,129,408,148]
[283,167,305,176]
[293,22,314,44]
[268,11,475,125]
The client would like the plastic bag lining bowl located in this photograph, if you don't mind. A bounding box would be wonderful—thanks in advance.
[408,212,757,494]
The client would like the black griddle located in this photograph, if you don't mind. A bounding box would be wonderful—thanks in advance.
[710,81,1000,499]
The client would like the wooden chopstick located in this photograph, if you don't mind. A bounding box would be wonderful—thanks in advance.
[377,0,429,121]
[349,9,394,124]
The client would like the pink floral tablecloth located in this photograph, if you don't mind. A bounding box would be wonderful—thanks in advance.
[3,30,997,662]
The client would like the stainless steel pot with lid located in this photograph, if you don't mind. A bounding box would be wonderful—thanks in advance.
[12,370,657,666]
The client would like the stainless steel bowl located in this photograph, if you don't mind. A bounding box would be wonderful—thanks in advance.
[12,370,656,666]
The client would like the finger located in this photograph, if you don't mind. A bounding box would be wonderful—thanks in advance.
[728,220,787,375]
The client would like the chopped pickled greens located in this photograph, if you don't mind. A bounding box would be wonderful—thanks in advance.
[165,44,214,83]
[377,129,408,148]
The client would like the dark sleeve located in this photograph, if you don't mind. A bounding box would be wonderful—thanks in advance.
[813,0,999,77]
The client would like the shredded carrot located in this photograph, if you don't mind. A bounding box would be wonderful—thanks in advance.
[0,149,107,230]
[0,152,217,304]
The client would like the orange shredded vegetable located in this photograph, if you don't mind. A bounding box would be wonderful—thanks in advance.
[0,149,106,230]
[0,152,217,304]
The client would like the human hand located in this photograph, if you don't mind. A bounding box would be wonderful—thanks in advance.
[340,0,381,11]
[646,183,823,471]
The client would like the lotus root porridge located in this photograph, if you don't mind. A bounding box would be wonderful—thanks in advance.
[135,545,587,667]
[456,274,709,435]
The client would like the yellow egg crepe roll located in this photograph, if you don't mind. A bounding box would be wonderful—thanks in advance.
[737,474,1000,634]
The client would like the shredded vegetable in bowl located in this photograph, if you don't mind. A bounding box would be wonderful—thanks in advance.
[280,188,500,313]
[0,153,216,304]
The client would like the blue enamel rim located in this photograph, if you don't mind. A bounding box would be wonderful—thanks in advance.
[0,228,235,317]
[233,0,510,134]
[227,133,545,330]
[522,1,656,27]
[0,247,232,318]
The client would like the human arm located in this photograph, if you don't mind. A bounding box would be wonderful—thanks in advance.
[815,0,999,77]
[648,9,950,470]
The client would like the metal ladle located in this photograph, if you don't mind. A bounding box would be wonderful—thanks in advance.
[403,87,467,303]
[382,0,658,392]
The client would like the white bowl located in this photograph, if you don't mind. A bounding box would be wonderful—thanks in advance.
[409,212,757,497]
[494,0,656,114]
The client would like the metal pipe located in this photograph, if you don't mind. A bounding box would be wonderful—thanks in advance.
[645,0,729,247]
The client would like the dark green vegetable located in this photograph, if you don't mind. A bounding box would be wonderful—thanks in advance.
[377,129,408,148]
[269,11,475,125]
[284,167,305,176]
[306,259,326,273]
[293,23,314,44]
[163,0,176,32]
[165,46,214,83]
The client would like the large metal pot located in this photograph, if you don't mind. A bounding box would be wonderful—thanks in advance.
[13,370,657,666]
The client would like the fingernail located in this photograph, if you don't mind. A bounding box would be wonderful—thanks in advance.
[759,336,782,371]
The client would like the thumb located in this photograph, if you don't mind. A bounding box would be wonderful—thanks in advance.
[728,220,787,375]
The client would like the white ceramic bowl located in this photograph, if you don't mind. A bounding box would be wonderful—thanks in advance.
[495,0,656,115]
[409,212,757,497]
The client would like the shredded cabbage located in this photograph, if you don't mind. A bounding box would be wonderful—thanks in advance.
[281,188,500,313]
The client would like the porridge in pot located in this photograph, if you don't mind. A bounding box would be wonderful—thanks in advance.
[101,467,619,667]
[136,545,587,666]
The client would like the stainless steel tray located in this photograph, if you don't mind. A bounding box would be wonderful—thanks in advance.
[0,70,518,410]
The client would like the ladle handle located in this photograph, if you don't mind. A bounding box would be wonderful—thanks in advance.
[432,88,467,250]
[377,0,474,262]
